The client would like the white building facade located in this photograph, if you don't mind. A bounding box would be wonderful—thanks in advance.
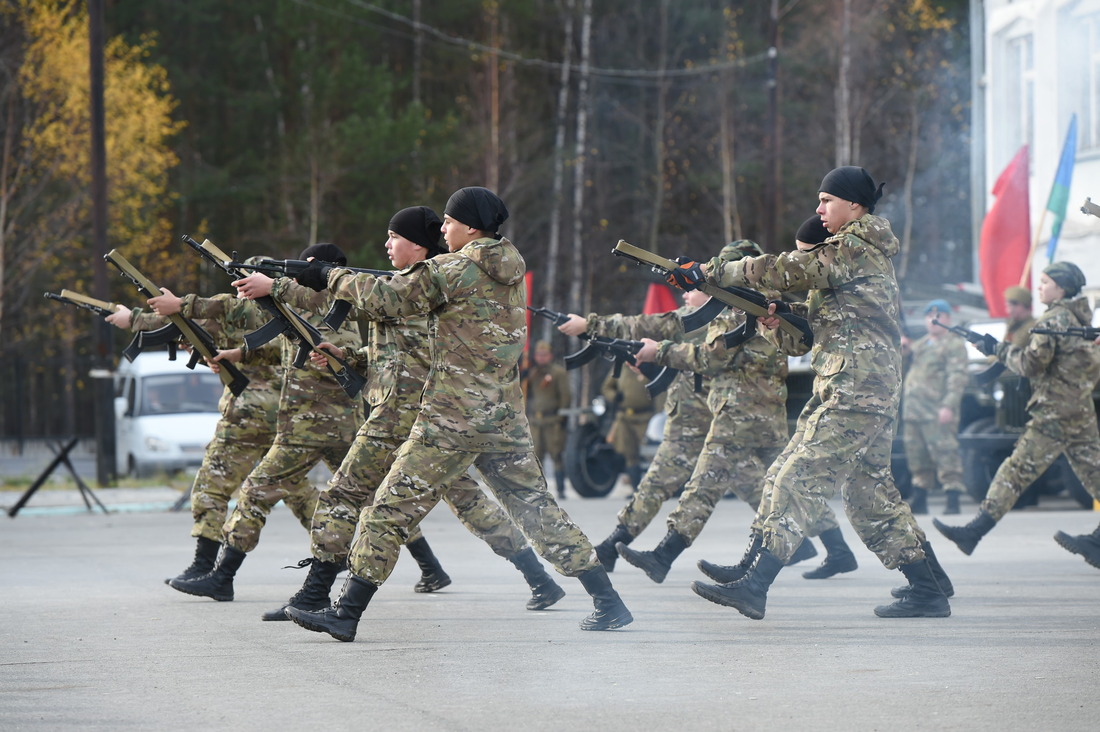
[975,0,1100,299]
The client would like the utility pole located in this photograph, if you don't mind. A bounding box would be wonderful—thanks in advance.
[88,0,116,485]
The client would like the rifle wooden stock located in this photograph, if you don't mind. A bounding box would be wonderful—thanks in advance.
[45,290,120,317]
[612,240,813,346]
[104,249,250,397]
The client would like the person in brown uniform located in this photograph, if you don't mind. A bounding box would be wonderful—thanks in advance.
[525,340,572,499]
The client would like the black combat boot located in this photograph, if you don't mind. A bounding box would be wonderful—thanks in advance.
[933,510,996,555]
[874,558,951,617]
[168,544,246,601]
[594,524,634,572]
[626,464,643,493]
[907,486,928,515]
[576,566,633,630]
[405,536,452,592]
[555,470,567,500]
[616,529,690,583]
[286,574,378,642]
[801,527,858,579]
[787,537,819,566]
[697,532,762,584]
[164,536,220,585]
[944,490,961,515]
[1054,522,1100,569]
[691,548,785,620]
[890,542,955,598]
[507,548,566,610]
[261,557,344,621]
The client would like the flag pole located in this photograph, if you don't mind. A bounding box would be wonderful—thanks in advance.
[1018,207,1049,287]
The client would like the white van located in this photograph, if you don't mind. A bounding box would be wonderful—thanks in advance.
[114,352,223,477]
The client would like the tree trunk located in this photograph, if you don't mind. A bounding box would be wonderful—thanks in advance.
[570,0,593,402]
[835,0,852,165]
[646,0,671,253]
[898,96,920,280]
[542,0,575,342]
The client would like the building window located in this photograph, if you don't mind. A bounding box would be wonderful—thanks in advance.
[992,22,1034,169]
[1060,1,1100,151]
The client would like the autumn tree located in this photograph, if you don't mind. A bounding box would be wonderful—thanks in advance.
[0,0,182,438]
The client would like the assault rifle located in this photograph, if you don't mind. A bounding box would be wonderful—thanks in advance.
[183,236,366,399]
[104,250,250,396]
[931,318,1005,386]
[228,256,391,330]
[44,289,120,317]
[611,240,814,347]
[528,305,679,397]
[1031,326,1100,340]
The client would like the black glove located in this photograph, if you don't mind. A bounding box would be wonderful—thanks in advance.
[975,333,999,357]
[767,299,791,315]
[296,260,333,292]
[666,257,706,291]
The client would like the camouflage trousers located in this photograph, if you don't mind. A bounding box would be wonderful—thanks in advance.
[758,400,926,569]
[311,433,529,563]
[617,434,706,538]
[189,433,284,542]
[222,442,348,553]
[903,419,965,494]
[609,413,652,464]
[982,424,1100,521]
[348,441,599,584]
[668,437,780,544]
[750,406,840,538]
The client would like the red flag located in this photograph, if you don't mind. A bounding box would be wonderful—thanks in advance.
[643,282,679,315]
[979,146,1030,317]
[524,270,534,359]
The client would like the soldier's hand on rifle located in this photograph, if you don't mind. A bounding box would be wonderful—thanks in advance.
[758,302,781,331]
[104,305,132,329]
[232,272,274,299]
[558,314,588,337]
[148,288,182,317]
[310,341,343,367]
[207,348,243,373]
[295,258,333,292]
[633,338,659,364]
[666,257,706,291]
[974,333,999,356]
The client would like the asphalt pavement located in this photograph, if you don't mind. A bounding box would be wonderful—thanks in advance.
[3,487,1099,731]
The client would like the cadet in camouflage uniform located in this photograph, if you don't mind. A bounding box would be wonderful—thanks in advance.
[902,300,969,515]
[616,241,827,584]
[601,367,660,492]
[263,207,564,621]
[558,289,713,573]
[105,288,294,585]
[168,244,364,603]
[936,261,1100,570]
[694,221,861,587]
[283,187,631,641]
[676,167,951,619]
[525,340,572,498]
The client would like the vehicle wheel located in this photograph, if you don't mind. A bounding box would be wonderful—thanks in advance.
[564,421,623,498]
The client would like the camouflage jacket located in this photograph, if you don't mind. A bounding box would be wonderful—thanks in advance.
[995,295,1100,438]
[656,308,788,446]
[901,332,968,423]
[707,214,902,416]
[263,280,365,446]
[326,237,531,452]
[587,306,710,441]
[525,361,572,422]
[179,293,283,440]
